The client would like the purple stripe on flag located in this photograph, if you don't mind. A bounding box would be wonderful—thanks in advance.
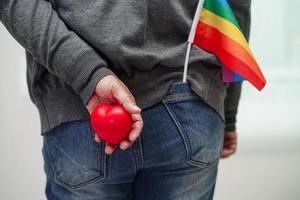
[222,66,244,82]
[222,66,234,82]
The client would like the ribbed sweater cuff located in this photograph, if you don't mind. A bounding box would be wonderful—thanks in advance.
[80,67,116,105]
[225,116,237,132]
[64,50,116,105]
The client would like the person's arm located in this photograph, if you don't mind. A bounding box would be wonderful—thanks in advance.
[0,0,143,154]
[224,82,242,132]
[221,82,242,159]
[0,0,114,104]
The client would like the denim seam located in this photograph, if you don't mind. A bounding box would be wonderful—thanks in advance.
[162,100,209,168]
[138,137,144,169]
[132,141,143,170]
[101,141,107,185]
[45,136,106,191]
[131,148,138,173]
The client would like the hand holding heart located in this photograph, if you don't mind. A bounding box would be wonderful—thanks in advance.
[86,75,143,155]
[91,104,133,145]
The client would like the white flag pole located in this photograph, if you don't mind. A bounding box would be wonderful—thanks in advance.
[182,0,206,82]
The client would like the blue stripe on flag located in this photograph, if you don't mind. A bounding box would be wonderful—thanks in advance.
[233,72,244,82]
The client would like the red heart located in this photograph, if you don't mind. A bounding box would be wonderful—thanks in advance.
[90,104,133,145]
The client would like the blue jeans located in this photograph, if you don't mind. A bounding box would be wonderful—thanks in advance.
[42,82,225,200]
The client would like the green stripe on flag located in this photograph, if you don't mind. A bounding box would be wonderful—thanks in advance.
[203,0,242,31]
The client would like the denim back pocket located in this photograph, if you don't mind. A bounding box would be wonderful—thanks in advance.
[43,120,106,190]
[162,82,225,168]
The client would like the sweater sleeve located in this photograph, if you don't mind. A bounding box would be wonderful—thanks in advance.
[224,82,242,131]
[0,0,115,104]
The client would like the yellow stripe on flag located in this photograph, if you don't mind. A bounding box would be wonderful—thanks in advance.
[200,9,255,59]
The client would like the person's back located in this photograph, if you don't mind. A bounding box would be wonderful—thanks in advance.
[0,0,249,199]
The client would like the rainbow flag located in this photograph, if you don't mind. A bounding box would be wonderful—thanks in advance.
[188,0,266,90]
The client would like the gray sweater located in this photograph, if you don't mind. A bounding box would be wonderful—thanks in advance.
[0,0,250,133]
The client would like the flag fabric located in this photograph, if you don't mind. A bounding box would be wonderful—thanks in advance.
[188,0,266,90]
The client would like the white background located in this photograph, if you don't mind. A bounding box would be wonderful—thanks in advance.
[0,0,300,199]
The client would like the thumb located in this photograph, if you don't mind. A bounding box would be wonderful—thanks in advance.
[112,84,141,114]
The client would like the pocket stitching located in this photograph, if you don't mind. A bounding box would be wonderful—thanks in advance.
[162,100,209,168]
[45,137,106,191]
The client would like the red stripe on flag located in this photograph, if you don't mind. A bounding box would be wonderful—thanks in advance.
[194,22,266,90]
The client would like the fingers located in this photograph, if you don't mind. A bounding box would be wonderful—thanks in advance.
[125,106,143,143]
[112,85,144,143]
[221,147,236,158]
[120,140,133,150]
[112,85,141,114]
[86,94,101,114]
[128,116,143,142]
[94,134,102,143]
[106,114,143,152]
[221,131,238,159]
[103,141,133,155]
[104,113,143,152]
[94,134,116,155]
[105,143,116,155]
[95,136,131,154]
[123,101,142,114]
[221,150,231,158]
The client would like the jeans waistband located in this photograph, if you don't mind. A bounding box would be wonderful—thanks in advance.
[167,82,194,95]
